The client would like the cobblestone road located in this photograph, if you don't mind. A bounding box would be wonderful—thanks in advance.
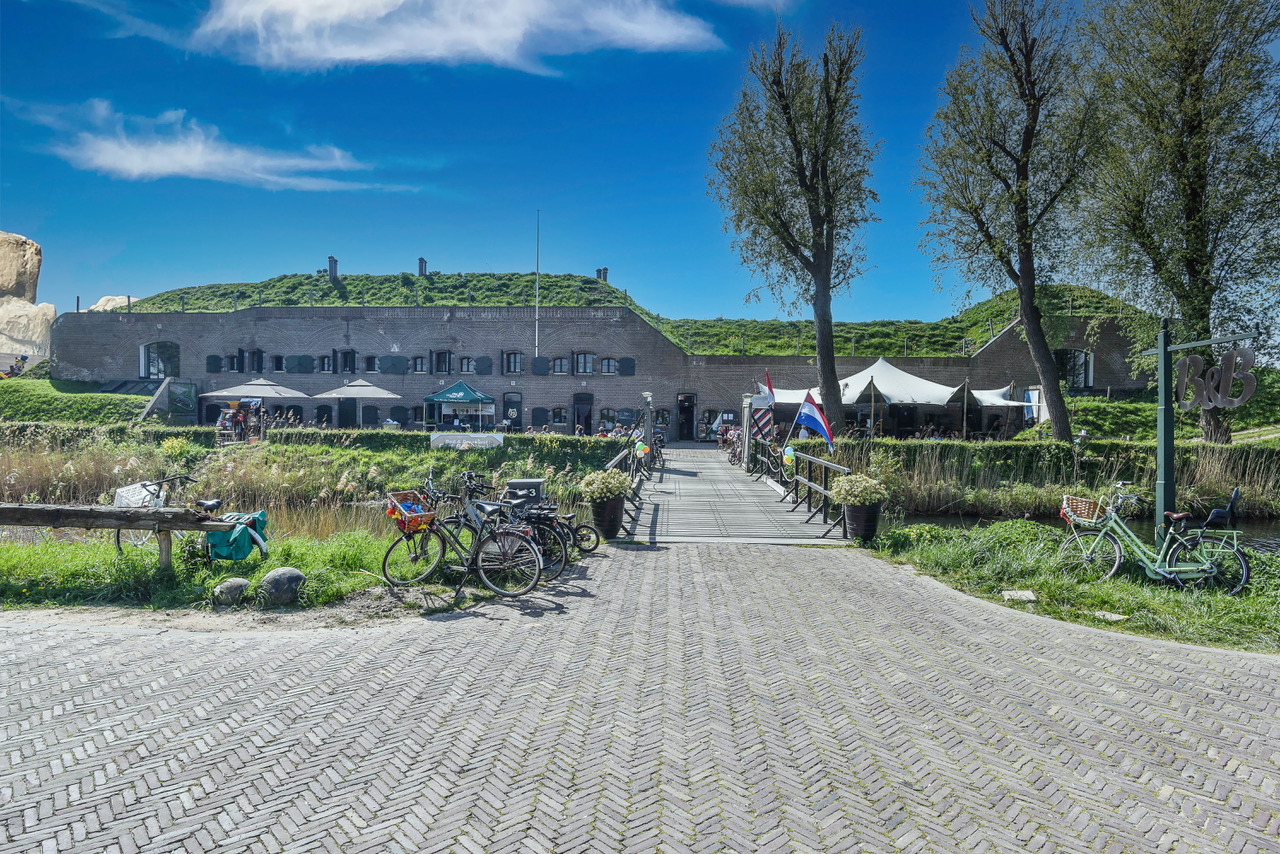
[3,544,1279,854]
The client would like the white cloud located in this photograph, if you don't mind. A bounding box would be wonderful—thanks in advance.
[191,0,723,70]
[12,99,405,191]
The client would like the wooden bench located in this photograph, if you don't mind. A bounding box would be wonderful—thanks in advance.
[0,504,236,571]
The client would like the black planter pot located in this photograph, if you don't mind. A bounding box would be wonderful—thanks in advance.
[843,502,882,544]
[592,495,626,540]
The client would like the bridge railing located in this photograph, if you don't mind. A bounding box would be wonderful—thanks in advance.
[779,451,851,538]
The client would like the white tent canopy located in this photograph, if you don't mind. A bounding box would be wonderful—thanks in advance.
[759,358,1026,408]
[200,378,310,399]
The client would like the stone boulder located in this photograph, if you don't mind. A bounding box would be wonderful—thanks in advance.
[213,577,251,606]
[0,232,42,303]
[89,295,129,312]
[0,297,56,358]
[258,567,305,607]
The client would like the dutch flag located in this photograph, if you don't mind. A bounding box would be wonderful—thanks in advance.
[795,391,834,451]
[763,371,776,408]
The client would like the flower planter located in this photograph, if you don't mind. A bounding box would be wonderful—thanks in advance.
[843,502,882,544]
[592,496,626,540]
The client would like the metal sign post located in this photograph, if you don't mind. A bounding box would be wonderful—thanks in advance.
[1142,321,1259,543]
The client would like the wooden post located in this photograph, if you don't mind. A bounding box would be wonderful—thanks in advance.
[157,530,172,572]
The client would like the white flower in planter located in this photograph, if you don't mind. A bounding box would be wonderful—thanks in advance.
[829,474,888,506]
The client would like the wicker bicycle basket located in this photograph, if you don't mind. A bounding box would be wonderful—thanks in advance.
[386,490,435,533]
[1061,495,1104,527]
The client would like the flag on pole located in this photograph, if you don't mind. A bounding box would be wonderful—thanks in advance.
[763,371,776,408]
[795,391,834,450]
[751,407,773,440]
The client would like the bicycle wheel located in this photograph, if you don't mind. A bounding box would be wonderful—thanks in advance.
[574,523,601,553]
[1168,536,1250,596]
[116,528,158,555]
[531,522,569,582]
[383,531,444,586]
[1058,530,1122,582]
[475,530,541,596]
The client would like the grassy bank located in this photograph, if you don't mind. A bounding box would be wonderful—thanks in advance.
[875,520,1280,652]
[0,379,149,423]
[789,437,1280,518]
[0,532,488,611]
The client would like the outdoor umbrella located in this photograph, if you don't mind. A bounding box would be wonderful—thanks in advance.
[313,379,402,428]
[199,377,311,399]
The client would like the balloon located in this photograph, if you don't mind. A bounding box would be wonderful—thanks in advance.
[784,445,794,456]
[783,454,794,465]
[642,445,650,454]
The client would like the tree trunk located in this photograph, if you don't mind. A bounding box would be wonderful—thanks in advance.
[1016,263,1072,442]
[811,275,846,438]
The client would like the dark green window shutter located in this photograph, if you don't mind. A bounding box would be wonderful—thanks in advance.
[237,348,246,374]
[617,357,636,377]
[331,349,339,374]
[428,350,434,375]
[377,355,409,375]
[206,355,223,373]
[285,354,314,374]
[474,356,493,375]
[531,407,549,427]
[532,356,550,376]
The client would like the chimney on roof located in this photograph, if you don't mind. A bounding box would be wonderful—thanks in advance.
[601,266,608,283]
[418,257,427,276]
[595,268,603,280]
[328,255,338,283]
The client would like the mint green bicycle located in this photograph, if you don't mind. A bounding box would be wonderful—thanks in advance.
[1058,484,1249,595]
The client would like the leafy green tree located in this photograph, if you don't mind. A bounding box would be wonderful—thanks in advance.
[708,23,880,437]
[1083,0,1280,442]
[918,0,1098,442]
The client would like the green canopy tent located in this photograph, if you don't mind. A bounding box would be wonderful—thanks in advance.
[426,381,496,430]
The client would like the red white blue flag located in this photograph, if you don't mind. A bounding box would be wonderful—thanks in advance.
[795,391,834,450]
[763,371,776,408]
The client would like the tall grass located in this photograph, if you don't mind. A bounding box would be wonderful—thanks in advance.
[875,520,1280,652]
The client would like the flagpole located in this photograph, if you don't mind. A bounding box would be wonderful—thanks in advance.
[534,210,540,358]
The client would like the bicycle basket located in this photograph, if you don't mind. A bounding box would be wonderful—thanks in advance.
[1061,495,1103,527]
[387,491,435,533]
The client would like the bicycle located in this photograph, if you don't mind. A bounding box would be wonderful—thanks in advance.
[113,473,268,569]
[112,474,195,554]
[382,473,542,597]
[1058,484,1249,595]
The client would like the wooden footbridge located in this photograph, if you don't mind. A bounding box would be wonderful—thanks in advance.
[624,444,837,544]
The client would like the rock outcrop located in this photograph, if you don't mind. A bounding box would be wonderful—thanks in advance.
[0,298,55,357]
[0,232,42,303]
[89,295,129,312]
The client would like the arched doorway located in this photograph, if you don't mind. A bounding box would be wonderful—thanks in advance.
[361,405,379,426]
[316,405,333,427]
[203,403,221,425]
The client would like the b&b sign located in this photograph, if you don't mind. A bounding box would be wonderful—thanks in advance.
[1175,348,1257,411]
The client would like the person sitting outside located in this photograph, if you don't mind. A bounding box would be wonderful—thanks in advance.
[575,424,585,437]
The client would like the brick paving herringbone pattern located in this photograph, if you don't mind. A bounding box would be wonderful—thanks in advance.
[2,544,1278,853]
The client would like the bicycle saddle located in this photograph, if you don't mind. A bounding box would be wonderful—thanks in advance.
[471,501,509,517]
[1164,511,1191,520]
[196,499,222,512]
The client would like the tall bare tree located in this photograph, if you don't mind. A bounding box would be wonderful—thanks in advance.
[709,23,880,438]
[1084,0,1280,443]
[919,0,1098,442]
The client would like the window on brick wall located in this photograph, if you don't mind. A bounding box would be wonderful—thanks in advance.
[413,356,428,373]
[1053,349,1093,390]
[318,355,333,373]
[504,352,523,374]
[272,355,284,372]
[141,342,180,379]
[460,357,475,374]
[552,407,568,425]
[600,358,618,375]
[435,351,452,373]
[553,357,569,375]
[365,355,378,372]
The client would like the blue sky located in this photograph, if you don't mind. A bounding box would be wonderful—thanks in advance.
[2,0,979,321]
